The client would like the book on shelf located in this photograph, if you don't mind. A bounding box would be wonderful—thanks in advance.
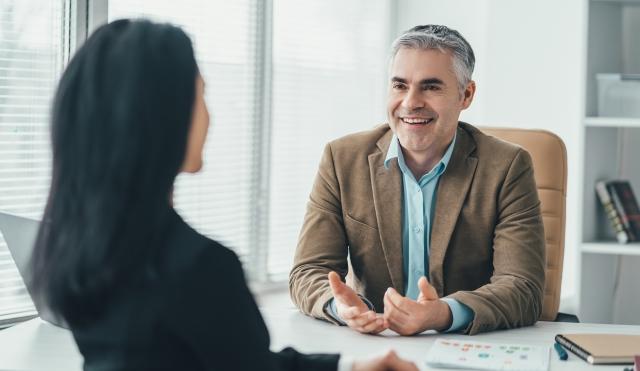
[607,180,640,242]
[596,180,630,243]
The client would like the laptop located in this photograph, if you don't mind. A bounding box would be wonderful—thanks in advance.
[0,211,67,328]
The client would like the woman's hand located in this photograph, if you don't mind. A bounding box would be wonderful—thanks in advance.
[352,350,419,371]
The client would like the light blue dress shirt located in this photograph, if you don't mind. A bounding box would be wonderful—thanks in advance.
[327,133,472,333]
[384,133,472,332]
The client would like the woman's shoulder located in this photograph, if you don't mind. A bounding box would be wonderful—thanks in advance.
[161,210,240,277]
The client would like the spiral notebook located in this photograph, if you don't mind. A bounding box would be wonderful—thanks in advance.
[425,338,549,371]
[555,333,640,364]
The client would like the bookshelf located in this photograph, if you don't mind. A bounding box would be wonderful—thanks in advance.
[582,242,640,256]
[579,0,640,324]
[584,117,640,128]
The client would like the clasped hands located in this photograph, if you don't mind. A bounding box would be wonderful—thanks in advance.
[328,271,452,336]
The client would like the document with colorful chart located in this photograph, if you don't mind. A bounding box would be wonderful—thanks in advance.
[425,338,549,371]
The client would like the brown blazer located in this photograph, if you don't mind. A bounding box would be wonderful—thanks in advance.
[289,122,545,335]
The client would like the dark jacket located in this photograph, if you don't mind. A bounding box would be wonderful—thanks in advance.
[71,209,339,370]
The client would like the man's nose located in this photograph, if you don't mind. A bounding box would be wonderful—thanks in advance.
[402,88,425,110]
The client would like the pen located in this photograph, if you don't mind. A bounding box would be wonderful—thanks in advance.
[554,342,568,361]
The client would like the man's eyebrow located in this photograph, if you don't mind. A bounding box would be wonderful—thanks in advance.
[390,77,446,85]
[420,78,444,85]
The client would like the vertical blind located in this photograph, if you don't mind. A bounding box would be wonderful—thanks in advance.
[108,0,262,269]
[109,0,392,282]
[0,0,394,323]
[0,0,64,324]
[267,0,391,280]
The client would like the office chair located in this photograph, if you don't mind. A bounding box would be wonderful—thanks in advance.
[480,127,571,322]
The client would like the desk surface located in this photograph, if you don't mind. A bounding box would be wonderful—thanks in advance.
[1,307,639,371]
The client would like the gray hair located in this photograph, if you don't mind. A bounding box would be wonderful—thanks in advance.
[390,25,475,93]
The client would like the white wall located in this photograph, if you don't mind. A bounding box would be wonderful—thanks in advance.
[395,0,587,313]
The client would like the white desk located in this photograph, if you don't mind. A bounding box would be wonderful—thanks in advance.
[1,307,639,371]
[265,309,640,371]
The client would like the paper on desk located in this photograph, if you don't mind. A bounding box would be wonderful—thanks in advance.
[425,338,549,371]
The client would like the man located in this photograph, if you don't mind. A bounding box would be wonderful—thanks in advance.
[289,25,545,336]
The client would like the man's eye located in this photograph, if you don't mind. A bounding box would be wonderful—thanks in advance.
[392,83,406,90]
[425,85,441,91]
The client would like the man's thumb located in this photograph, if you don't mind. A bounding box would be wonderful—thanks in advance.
[418,276,438,300]
[328,271,363,307]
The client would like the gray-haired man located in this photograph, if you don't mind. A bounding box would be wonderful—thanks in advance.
[289,25,545,336]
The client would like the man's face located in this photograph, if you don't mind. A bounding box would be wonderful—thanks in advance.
[387,48,475,158]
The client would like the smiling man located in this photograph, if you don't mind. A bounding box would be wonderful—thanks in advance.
[289,25,545,336]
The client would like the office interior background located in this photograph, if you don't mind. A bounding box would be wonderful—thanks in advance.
[0,0,639,328]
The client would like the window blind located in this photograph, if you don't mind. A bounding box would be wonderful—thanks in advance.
[0,0,395,326]
[108,1,262,270]
[0,0,64,325]
[267,0,392,280]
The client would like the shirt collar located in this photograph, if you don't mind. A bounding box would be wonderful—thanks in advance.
[384,132,457,176]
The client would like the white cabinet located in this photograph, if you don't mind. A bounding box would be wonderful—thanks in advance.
[579,0,640,324]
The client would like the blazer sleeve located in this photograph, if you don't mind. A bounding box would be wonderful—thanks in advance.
[166,245,339,371]
[289,143,350,324]
[449,148,546,335]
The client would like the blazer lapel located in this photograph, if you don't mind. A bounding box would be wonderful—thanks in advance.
[369,132,404,294]
[429,125,478,296]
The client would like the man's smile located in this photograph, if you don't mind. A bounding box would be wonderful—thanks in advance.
[400,117,435,125]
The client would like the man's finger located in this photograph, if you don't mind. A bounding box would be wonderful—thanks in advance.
[347,310,377,327]
[383,290,409,320]
[328,271,364,308]
[384,312,407,335]
[384,287,410,314]
[358,316,387,334]
[418,276,438,300]
[340,305,367,320]
[384,312,401,328]
[383,290,413,335]
[371,317,389,334]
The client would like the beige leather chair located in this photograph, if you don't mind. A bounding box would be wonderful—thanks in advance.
[480,127,567,321]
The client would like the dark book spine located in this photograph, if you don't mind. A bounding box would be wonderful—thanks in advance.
[607,181,640,242]
[555,335,592,364]
[596,181,629,243]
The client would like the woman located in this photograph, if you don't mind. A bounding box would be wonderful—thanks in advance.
[30,19,417,371]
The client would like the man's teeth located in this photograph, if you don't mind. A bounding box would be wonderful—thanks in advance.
[402,118,432,124]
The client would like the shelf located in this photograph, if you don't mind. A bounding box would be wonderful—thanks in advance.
[582,242,640,255]
[584,117,640,128]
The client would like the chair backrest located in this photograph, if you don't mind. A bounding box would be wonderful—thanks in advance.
[480,127,567,321]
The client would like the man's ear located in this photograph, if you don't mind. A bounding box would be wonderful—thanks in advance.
[461,80,476,110]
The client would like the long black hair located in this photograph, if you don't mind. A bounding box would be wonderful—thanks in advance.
[30,19,198,325]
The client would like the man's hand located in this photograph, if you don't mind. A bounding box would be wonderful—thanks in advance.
[352,350,419,371]
[383,276,452,336]
[328,271,387,334]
